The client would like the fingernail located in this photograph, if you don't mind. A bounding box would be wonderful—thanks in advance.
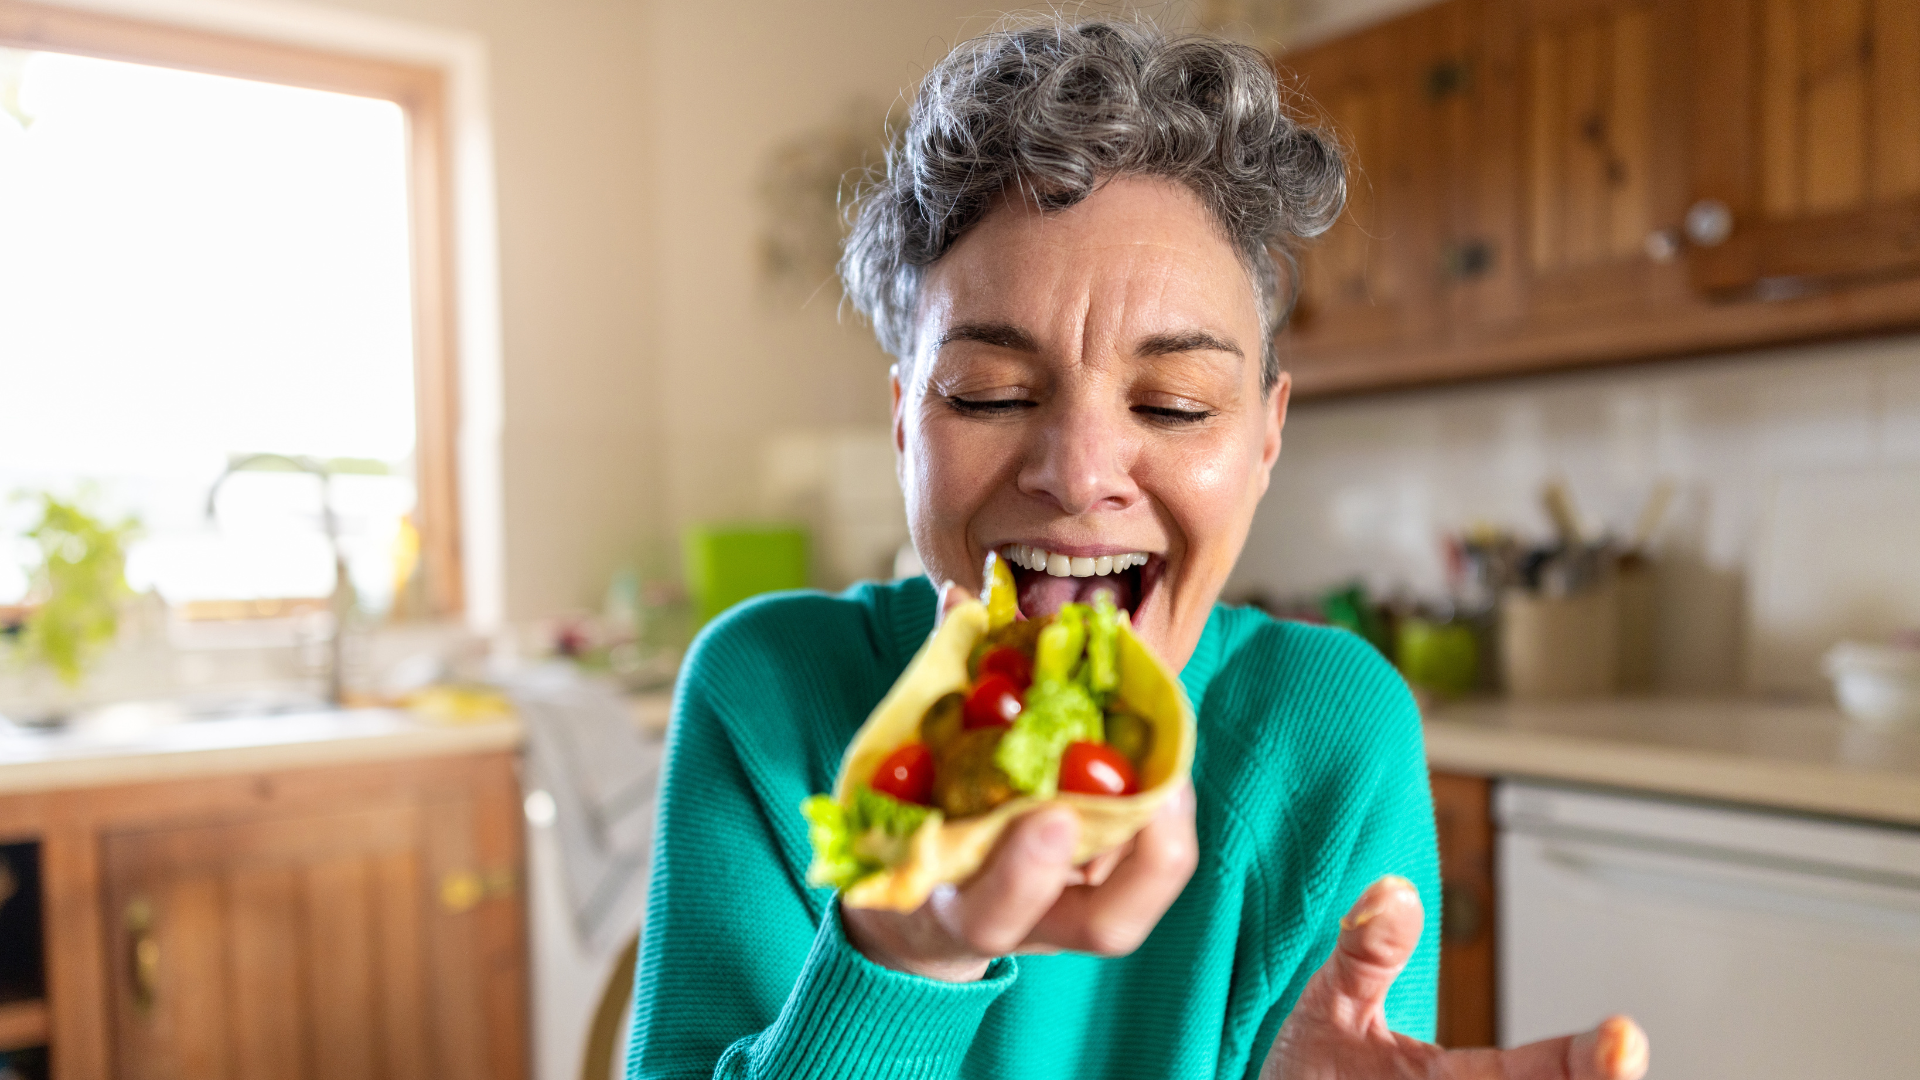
[1340,876,1413,931]
[1595,1016,1649,1079]
[1339,906,1381,931]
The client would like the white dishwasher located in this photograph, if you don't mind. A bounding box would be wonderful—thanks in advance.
[1497,781,1920,1079]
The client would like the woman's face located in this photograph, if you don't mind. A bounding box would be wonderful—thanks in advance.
[893,175,1290,671]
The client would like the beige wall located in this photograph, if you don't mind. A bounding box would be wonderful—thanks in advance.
[644,0,990,534]
[644,0,1202,545]
[279,0,1204,618]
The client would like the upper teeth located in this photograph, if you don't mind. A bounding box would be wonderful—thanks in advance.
[1002,544,1149,578]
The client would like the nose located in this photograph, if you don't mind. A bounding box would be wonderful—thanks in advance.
[1015,392,1142,515]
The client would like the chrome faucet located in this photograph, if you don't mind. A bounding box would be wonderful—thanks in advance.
[205,453,350,707]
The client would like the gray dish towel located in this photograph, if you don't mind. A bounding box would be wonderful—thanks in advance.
[511,667,667,953]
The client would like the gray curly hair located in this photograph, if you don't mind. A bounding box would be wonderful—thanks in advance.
[839,17,1346,394]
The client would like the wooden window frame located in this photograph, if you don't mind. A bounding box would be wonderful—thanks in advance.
[0,0,464,616]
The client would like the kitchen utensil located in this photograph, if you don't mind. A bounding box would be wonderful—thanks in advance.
[1541,479,1586,547]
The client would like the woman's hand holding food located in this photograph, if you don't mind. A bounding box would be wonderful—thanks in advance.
[1262,876,1650,1080]
[841,579,1197,981]
[842,779,1197,982]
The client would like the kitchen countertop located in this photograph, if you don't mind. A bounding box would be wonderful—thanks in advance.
[1425,697,1920,827]
[14,689,1911,826]
[0,706,524,795]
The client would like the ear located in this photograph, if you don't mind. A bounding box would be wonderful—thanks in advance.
[1255,370,1291,498]
[890,364,909,485]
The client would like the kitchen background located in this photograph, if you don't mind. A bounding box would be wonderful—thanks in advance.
[3,0,1919,1078]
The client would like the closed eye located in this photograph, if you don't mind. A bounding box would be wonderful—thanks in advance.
[946,395,1036,417]
[1133,405,1215,424]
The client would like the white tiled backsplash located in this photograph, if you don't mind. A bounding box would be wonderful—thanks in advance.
[1231,332,1920,696]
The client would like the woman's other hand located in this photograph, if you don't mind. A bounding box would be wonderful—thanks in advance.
[1262,876,1650,1080]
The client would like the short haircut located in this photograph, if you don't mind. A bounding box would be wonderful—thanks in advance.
[839,17,1346,393]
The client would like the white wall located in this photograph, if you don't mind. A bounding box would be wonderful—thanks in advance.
[1232,335,1920,693]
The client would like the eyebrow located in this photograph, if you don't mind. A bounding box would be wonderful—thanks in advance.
[937,322,1039,352]
[934,322,1244,360]
[1136,329,1244,360]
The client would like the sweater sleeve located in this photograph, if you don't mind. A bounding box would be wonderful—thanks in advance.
[627,605,1015,1080]
[1235,625,1442,1078]
[1327,679,1441,1041]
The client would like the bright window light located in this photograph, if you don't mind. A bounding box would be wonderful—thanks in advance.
[0,48,419,614]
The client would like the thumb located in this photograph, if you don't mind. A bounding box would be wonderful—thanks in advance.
[934,579,969,627]
[1303,875,1425,1025]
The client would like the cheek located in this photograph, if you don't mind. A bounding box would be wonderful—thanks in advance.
[906,413,1004,535]
[1152,427,1267,555]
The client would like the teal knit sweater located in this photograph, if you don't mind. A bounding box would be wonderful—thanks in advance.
[628,577,1439,1080]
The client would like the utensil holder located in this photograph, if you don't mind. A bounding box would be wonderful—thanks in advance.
[1614,561,1657,692]
[1501,582,1619,699]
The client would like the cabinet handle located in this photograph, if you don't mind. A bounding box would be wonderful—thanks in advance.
[1684,199,1734,247]
[439,867,519,913]
[1644,228,1682,263]
[125,897,160,1014]
[1426,59,1471,101]
[1442,240,1495,281]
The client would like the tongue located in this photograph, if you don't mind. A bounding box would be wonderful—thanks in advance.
[1015,568,1139,619]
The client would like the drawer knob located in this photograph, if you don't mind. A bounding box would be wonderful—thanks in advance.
[1685,199,1734,247]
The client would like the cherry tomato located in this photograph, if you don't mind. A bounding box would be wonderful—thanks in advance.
[872,743,936,806]
[977,646,1033,690]
[963,673,1024,729]
[1058,741,1137,796]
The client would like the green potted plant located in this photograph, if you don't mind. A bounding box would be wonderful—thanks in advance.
[3,492,139,719]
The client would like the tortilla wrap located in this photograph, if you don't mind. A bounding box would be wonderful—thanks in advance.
[829,597,1196,912]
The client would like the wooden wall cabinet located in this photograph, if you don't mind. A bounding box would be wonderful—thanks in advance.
[1283,6,1443,356]
[1279,0,1920,396]
[0,751,528,1080]
[1691,0,1920,293]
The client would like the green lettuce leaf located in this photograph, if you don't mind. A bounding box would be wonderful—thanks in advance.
[995,677,1103,796]
[801,786,935,890]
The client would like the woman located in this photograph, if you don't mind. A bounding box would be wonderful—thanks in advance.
[629,18,1647,1080]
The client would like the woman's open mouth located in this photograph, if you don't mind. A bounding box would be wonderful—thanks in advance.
[999,543,1164,620]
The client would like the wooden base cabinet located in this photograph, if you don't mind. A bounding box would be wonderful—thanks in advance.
[0,752,528,1080]
[1431,771,1497,1049]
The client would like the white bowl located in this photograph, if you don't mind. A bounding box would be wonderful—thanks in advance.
[1823,642,1920,727]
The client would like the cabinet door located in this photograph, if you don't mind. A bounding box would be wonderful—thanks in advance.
[1458,0,1696,346]
[1430,771,1496,1049]
[99,790,523,1080]
[1279,9,1446,369]
[1692,0,1920,293]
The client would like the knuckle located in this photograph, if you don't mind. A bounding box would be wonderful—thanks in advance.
[961,920,1022,957]
[1148,831,1198,877]
[1080,913,1146,956]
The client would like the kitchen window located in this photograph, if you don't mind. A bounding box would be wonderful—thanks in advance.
[0,2,462,626]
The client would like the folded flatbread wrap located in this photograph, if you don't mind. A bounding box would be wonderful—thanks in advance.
[805,590,1196,913]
